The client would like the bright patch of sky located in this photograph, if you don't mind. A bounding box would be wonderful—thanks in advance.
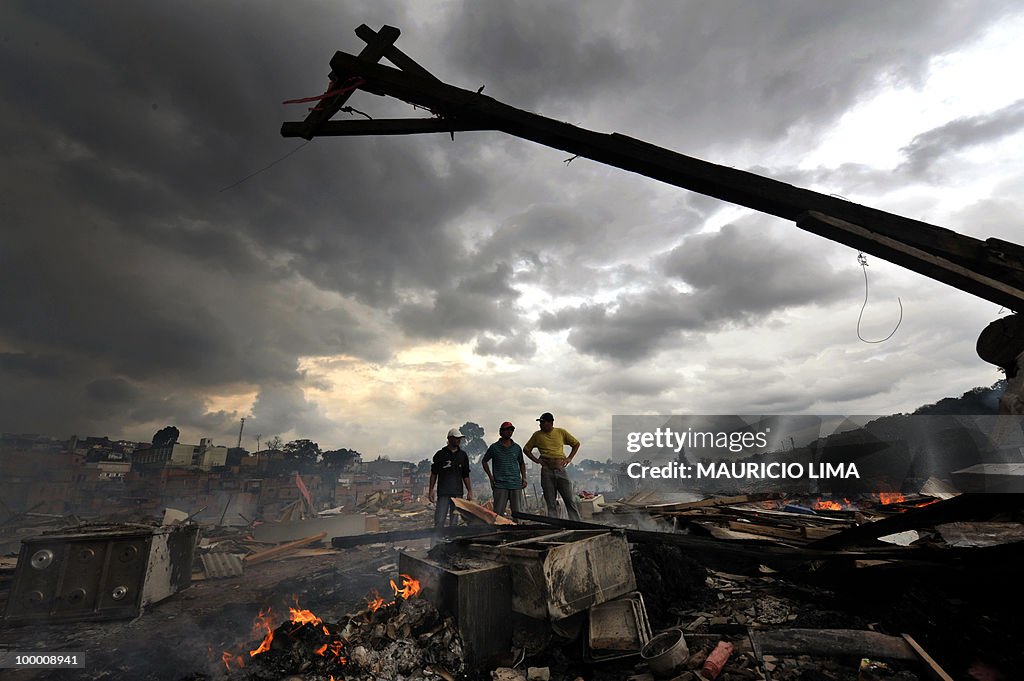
[801,12,1024,170]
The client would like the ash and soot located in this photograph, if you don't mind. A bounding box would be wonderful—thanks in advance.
[217,574,464,681]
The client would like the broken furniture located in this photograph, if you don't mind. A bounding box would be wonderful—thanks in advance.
[447,529,637,620]
[3,522,199,623]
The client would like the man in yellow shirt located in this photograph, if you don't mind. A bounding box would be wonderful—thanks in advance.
[523,412,581,521]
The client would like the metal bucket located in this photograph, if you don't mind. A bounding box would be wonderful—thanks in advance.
[640,628,689,678]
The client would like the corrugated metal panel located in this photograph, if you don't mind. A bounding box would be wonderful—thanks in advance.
[200,552,244,579]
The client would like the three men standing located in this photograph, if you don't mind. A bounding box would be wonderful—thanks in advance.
[523,412,582,521]
[482,421,527,516]
[428,427,473,529]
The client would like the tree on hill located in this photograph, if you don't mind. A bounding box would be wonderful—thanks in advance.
[912,381,1006,415]
[152,426,179,447]
[284,439,321,465]
[323,448,362,470]
[459,421,487,463]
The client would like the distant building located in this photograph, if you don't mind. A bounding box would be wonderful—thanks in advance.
[133,437,228,471]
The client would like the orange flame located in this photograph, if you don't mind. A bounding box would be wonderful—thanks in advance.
[878,492,905,505]
[249,607,276,656]
[814,500,843,511]
[390,574,421,599]
[221,650,245,670]
[226,600,347,670]
[368,589,386,612]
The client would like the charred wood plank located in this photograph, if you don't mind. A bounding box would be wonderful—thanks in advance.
[330,524,509,548]
[511,511,1024,566]
[809,493,1024,549]
[752,629,917,661]
[245,531,326,565]
[317,52,1024,309]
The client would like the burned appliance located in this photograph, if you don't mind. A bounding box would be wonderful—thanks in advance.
[3,522,199,623]
[450,529,637,620]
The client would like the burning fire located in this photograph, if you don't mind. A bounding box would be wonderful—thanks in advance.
[877,492,905,505]
[367,574,421,614]
[367,589,386,613]
[250,607,276,656]
[221,577,421,672]
[391,574,421,599]
[812,498,853,511]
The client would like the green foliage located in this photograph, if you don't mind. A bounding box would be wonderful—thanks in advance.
[152,426,179,447]
[322,448,361,470]
[283,438,321,463]
[459,421,487,461]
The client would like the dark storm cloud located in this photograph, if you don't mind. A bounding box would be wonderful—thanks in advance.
[248,382,337,443]
[0,352,73,380]
[662,222,849,313]
[0,1,490,438]
[394,264,523,339]
[538,287,706,361]
[85,378,141,405]
[441,2,635,108]
[540,223,850,361]
[899,98,1024,177]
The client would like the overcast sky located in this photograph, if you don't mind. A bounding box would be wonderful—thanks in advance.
[2,1,1023,461]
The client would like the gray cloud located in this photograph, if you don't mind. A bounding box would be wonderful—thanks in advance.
[900,98,1024,177]
[662,222,850,315]
[394,263,523,340]
[474,330,537,359]
[539,287,706,361]
[537,223,852,362]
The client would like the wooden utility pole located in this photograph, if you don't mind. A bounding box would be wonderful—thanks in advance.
[282,25,1024,378]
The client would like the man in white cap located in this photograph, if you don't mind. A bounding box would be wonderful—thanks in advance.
[428,427,474,529]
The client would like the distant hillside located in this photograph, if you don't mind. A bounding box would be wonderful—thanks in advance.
[911,381,1005,415]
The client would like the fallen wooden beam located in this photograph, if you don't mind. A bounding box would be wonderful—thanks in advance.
[752,629,917,661]
[244,532,327,565]
[510,511,1009,565]
[330,524,511,549]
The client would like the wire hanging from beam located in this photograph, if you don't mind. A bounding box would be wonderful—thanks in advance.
[856,252,903,343]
